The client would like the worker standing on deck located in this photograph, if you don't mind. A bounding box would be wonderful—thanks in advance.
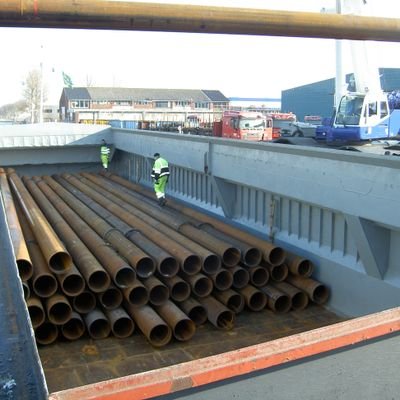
[100,139,111,170]
[151,153,170,206]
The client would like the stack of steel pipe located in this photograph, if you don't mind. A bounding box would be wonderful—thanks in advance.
[2,169,330,348]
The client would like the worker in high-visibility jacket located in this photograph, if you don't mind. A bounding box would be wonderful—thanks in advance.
[100,139,111,170]
[151,153,170,206]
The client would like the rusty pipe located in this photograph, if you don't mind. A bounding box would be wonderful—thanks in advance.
[0,168,32,280]
[124,303,172,347]
[53,174,177,279]
[230,265,250,289]
[104,307,135,339]
[247,265,270,288]
[260,284,291,313]
[180,272,213,298]
[213,289,245,314]
[104,173,285,266]
[84,308,111,339]
[270,281,309,311]
[285,253,314,277]
[122,279,149,307]
[61,173,200,276]
[61,311,85,341]
[45,293,73,325]
[158,274,191,302]
[97,284,123,310]
[26,295,45,329]
[0,2,399,42]
[70,290,96,314]
[176,297,208,326]
[237,285,267,312]
[56,263,85,297]
[286,274,330,305]
[22,280,30,300]
[7,169,72,274]
[16,203,59,298]
[262,262,289,283]
[22,176,110,293]
[43,175,156,278]
[35,320,58,345]
[199,224,261,267]
[195,296,235,330]
[142,276,169,306]
[82,173,236,270]
[206,268,233,291]
[33,176,136,288]
[154,300,196,342]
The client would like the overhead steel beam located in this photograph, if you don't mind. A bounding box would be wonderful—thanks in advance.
[0,1,400,42]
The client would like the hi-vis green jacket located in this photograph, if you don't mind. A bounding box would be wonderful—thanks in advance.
[151,157,170,180]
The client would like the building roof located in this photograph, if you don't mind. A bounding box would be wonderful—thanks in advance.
[62,87,229,102]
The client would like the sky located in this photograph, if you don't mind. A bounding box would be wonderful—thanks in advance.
[0,0,399,107]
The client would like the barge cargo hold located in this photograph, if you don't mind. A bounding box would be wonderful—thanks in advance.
[1,123,400,400]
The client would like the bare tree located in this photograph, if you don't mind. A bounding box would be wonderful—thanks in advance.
[0,100,28,120]
[22,69,47,123]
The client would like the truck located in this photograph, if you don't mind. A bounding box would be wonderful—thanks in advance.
[212,110,274,141]
[1,122,400,400]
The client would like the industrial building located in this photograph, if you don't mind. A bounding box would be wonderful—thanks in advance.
[281,67,400,121]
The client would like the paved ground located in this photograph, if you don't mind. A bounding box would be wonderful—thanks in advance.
[38,304,345,394]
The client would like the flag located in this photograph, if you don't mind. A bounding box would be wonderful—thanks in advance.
[62,71,73,88]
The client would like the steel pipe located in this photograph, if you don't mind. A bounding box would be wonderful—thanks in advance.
[237,285,267,312]
[84,308,111,339]
[124,303,172,347]
[104,307,135,339]
[213,289,245,314]
[176,297,208,327]
[206,268,233,291]
[230,265,250,289]
[45,293,73,325]
[61,311,85,341]
[35,320,58,345]
[158,274,191,302]
[26,295,46,329]
[70,290,96,314]
[53,175,176,279]
[247,265,270,288]
[285,253,314,277]
[56,263,85,297]
[97,284,123,310]
[22,176,111,293]
[61,173,199,276]
[43,175,156,279]
[196,296,235,330]
[122,279,149,307]
[142,276,169,306]
[0,168,32,281]
[22,280,30,300]
[262,262,289,283]
[104,174,285,266]
[7,169,72,274]
[199,224,261,267]
[180,272,213,298]
[0,2,399,42]
[286,274,330,305]
[82,173,237,270]
[271,281,309,311]
[33,176,136,288]
[16,203,59,298]
[260,284,291,313]
[154,300,196,342]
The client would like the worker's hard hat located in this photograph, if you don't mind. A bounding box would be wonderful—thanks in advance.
[153,153,160,158]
